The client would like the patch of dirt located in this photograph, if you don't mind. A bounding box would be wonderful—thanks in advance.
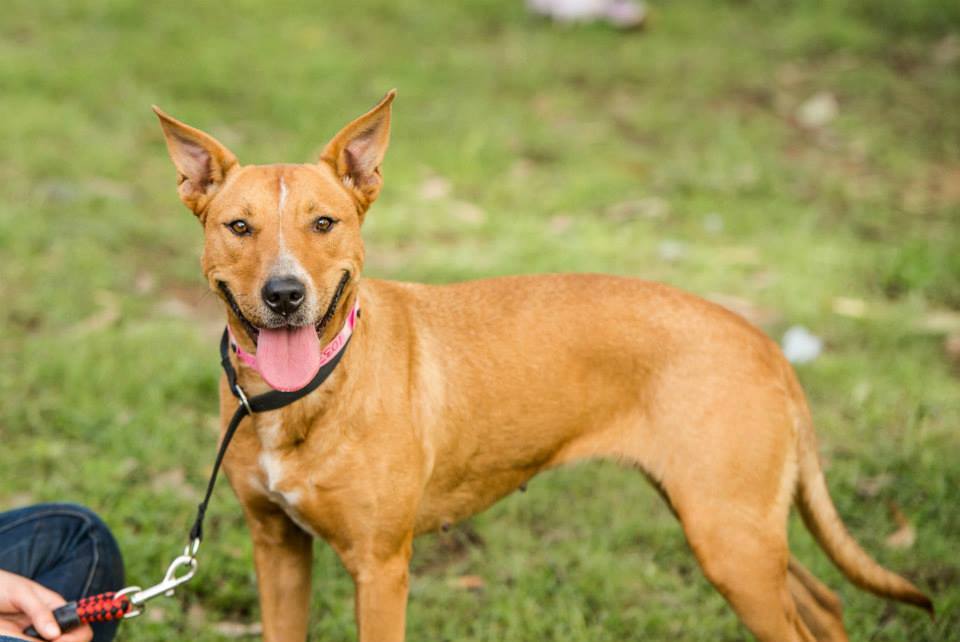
[915,563,960,593]
[902,164,960,214]
[151,277,224,340]
[149,467,196,500]
[447,574,485,591]
[67,290,121,337]
[212,621,262,638]
[410,521,485,576]
[945,334,960,374]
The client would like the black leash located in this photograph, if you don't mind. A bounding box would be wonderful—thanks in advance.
[25,334,355,639]
[25,293,357,640]
[187,322,355,544]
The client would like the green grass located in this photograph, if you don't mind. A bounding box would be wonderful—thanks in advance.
[1,1,958,640]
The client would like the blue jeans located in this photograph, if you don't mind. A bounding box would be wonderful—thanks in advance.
[0,504,124,642]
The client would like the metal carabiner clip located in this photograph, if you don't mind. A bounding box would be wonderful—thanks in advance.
[234,384,253,415]
[120,547,199,619]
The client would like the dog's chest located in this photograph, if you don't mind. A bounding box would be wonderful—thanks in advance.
[250,415,320,534]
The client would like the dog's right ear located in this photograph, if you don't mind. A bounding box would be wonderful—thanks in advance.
[153,106,238,216]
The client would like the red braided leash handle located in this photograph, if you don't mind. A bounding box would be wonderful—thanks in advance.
[75,591,132,623]
[23,592,131,639]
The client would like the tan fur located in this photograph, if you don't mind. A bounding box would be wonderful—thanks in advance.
[154,93,932,642]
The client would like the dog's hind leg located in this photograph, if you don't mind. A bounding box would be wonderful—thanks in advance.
[787,557,848,642]
[678,502,818,642]
[643,398,822,642]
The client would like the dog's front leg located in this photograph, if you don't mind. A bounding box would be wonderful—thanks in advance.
[341,536,413,642]
[245,503,313,642]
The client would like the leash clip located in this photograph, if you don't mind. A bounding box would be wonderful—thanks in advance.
[234,384,253,415]
[120,550,199,619]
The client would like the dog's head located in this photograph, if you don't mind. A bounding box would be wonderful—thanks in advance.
[154,91,394,390]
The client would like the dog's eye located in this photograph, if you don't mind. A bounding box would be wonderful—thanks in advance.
[313,216,337,234]
[226,219,252,236]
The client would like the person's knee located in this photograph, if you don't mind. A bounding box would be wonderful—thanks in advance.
[71,505,124,590]
[29,504,124,590]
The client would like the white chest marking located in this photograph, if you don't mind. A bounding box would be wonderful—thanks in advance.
[256,416,301,503]
[258,451,286,492]
[255,451,318,537]
[258,450,302,507]
[252,405,319,538]
[258,415,283,449]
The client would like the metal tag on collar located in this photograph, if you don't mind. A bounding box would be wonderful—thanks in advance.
[234,384,253,414]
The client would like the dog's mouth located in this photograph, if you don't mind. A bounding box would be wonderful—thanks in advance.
[218,280,260,342]
[217,271,351,391]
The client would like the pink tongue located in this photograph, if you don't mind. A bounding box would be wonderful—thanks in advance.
[256,325,321,392]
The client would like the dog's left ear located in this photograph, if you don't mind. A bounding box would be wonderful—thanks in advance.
[320,90,396,212]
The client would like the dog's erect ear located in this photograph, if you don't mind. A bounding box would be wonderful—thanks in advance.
[152,106,239,216]
[320,90,396,212]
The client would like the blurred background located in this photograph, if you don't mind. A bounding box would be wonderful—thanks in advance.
[1,1,958,640]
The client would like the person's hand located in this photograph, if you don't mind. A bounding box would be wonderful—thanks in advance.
[0,570,92,642]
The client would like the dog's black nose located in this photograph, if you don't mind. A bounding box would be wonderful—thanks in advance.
[262,276,306,316]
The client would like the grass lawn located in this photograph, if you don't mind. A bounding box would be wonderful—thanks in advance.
[1,1,958,640]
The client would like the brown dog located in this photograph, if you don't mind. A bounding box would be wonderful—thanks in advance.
[154,91,931,642]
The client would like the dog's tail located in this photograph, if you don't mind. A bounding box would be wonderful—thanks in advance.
[796,427,933,614]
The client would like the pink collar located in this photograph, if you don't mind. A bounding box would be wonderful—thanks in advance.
[227,300,360,388]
